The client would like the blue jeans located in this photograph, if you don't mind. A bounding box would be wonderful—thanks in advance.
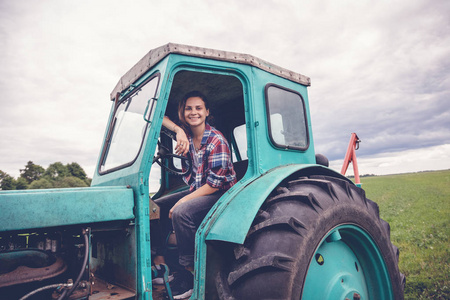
[154,189,224,267]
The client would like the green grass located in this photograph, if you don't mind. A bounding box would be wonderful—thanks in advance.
[360,170,450,299]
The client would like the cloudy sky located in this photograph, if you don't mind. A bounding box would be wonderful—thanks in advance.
[1,0,449,179]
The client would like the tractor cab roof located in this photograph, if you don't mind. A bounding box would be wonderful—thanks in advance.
[110,43,311,100]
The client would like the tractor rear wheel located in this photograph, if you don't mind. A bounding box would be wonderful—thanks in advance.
[216,175,405,300]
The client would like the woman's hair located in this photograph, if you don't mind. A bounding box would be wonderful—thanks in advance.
[178,91,211,128]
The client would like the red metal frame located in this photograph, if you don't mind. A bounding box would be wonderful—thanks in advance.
[341,133,361,186]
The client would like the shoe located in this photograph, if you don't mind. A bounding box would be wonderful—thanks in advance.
[152,264,174,285]
[170,269,193,299]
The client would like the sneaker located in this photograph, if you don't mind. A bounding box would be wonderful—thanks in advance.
[170,269,193,299]
[152,264,174,285]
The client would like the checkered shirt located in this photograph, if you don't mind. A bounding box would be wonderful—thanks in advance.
[182,123,237,191]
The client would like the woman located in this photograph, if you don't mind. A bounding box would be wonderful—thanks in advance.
[155,91,236,299]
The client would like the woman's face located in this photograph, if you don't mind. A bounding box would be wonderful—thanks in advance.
[183,96,209,128]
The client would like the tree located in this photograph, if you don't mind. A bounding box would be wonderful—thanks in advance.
[55,176,89,188]
[1,162,91,190]
[15,177,28,190]
[20,161,45,184]
[0,170,7,187]
[1,170,27,190]
[0,173,16,190]
[28,178,53,190]
[66,162,87,181]
[44,162,68,179]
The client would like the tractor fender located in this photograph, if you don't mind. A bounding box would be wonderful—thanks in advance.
[205,164,353,244]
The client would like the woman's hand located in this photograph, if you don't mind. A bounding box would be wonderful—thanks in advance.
[174,127,189,155]
[162,116,189,156]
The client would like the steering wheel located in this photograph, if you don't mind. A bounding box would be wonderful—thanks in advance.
[153,130,192,176]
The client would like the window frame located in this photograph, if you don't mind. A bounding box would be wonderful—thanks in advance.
[264,83,310,151]
[98,73,161,175]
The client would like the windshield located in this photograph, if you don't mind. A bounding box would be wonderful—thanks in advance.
[100,75,160,173]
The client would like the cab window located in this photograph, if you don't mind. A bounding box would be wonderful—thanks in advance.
[232,124,248,161]
[265,84,309,150]
[100,74,160,173]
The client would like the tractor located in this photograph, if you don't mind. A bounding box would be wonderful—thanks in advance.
[0,43,405,299]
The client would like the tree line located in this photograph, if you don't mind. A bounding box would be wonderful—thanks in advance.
[0,161,91,190]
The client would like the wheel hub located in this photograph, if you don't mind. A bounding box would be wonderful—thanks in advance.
[302,226,392,299]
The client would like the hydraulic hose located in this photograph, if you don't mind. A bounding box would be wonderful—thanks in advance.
[19,282,73,300]
[57,228,90,300]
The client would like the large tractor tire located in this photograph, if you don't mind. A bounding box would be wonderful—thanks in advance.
[216,174,405,300]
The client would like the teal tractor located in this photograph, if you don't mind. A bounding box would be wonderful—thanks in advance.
[0,43,405,300]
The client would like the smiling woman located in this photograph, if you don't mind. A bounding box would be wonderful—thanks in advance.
[182,94,209,132]
[153,88,237,299]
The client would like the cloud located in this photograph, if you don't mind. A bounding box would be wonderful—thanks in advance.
[0,0,449,180]
[308,0,450,161]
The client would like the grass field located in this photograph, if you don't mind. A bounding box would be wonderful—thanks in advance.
[360,170,449,299]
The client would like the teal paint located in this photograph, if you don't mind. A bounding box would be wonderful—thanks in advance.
[302,225,394,299]
[248,66,316,173]
[0,186,134,232]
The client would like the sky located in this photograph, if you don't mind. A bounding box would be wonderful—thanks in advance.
[0,0,449,179]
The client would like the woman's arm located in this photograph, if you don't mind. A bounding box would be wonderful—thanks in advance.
[162,116,189,155]
[169,184,219,218]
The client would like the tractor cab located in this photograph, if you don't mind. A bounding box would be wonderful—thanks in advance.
[94,44,315,192]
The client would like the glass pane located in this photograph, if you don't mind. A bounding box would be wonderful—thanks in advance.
[233,124,248,160]
[101,76,159,172]
[269,113,285,145]
[149,146,161,194]
[173,139,182,169]
[266,86,308,149]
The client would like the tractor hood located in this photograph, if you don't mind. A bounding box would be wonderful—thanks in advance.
[0,186,134,232]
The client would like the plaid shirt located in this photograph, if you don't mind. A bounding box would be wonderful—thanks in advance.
[182,123,236,191]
